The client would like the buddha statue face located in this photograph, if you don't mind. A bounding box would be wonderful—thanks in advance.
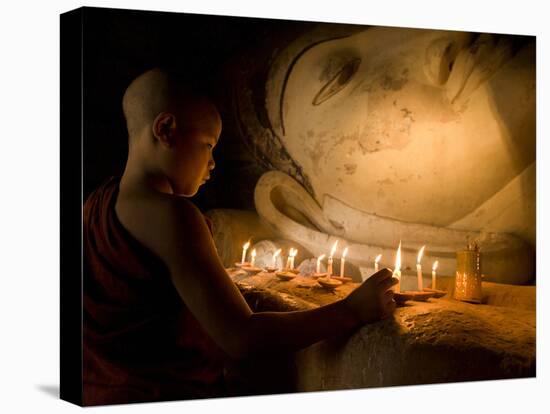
[226,24,535,283]
[262,25,535,229]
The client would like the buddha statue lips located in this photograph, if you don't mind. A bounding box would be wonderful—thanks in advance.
[230,24,536,284]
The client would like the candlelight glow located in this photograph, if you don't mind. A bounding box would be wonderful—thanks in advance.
[251,249,256,266]
[340,247,349,277]
[393,241,402,292]
[316,254,325,274]
[241,239,251,264]
[416,245,425,291]
[287,248,298,269]
[394,241,401,273]
[374,253,382,273]
[272,248,282,268]
[432,260,439,290]
[327,241,338,276]
[330,240,339,257]
[417,245,426,264]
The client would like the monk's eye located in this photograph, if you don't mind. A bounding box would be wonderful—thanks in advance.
[313,58,361,106]
[207,143,213,149]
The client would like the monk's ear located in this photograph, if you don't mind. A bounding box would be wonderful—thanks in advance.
[152,112,177,148]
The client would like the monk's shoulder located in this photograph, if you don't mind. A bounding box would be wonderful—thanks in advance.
[115,190,206,258]
[160,194,206,230]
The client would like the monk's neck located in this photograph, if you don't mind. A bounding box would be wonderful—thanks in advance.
[120,155,174,196]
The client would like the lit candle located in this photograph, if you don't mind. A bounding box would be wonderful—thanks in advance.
[393,241,402,292]
[374,254,382,273]
[289,248,298,269]
[416,245,426,291]
[286,248,297,269]
[272,248,282,268]
[340,247,349,276]
[286,248,292,269]
[316,254,326,274]
[251,249,256,266]
[241,240,250,264]
[327,240,339,276]
[432,260,439,290]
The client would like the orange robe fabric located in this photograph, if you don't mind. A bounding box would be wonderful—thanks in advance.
[83,177,226,405]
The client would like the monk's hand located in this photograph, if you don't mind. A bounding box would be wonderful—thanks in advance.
[344,268,398,324]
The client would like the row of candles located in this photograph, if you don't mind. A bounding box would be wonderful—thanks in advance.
[393,241,439,291]
[240,239,440,290]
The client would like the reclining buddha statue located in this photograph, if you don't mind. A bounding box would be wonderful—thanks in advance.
[222,23,535,284]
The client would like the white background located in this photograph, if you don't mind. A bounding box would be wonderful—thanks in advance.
[0,0,547,412]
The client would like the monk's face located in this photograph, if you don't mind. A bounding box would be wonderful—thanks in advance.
[166,98,221,196]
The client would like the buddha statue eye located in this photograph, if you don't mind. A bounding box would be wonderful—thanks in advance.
[313,58,361,106]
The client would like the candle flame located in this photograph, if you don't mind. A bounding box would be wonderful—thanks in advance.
[417,245,426,264]
[394,241,401,272]
[375,254,382,264]
[432,260,439,271]
[330,240,339,257]
[243,240,250,250]
[291,248,298,257]
[317,254,325,263]
[251,249,256,258]
[273,248,281,258]
[342,247,349,258]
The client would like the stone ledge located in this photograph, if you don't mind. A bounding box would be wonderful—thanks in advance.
[296,299,535,391]
[229,269,536,389]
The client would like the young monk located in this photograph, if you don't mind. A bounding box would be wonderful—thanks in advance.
[83,68,397,405]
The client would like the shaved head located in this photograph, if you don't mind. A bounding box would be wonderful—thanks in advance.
[122,68,203,143]
[119,67,222,197]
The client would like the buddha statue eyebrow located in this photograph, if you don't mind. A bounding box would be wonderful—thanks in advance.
[278,34,352,136]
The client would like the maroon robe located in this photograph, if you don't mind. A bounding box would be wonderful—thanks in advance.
[83,177,226,405]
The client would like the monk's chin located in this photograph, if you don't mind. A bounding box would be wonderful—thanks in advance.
[173,184,201,197]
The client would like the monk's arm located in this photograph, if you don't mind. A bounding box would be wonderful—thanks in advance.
[240,299,360,357]
[158,198,390,359]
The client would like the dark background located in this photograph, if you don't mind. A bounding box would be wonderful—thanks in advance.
[82,6,314,212]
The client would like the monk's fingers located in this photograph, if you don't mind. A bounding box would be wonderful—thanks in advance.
[369,268,393,284]
[382,293,395,307]
[381,299,396,318]
[383,289,395,299]
[379,277,399,291]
